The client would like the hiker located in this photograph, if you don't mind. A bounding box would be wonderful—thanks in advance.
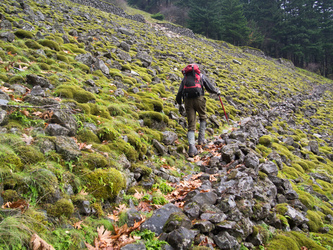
[176,64,220,157]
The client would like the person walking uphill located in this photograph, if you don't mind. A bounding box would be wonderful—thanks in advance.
[176,64,220,157]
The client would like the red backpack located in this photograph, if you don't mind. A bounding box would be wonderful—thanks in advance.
[182,64,203,98]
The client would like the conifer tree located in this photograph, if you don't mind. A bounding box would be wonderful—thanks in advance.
[220,0,249,46]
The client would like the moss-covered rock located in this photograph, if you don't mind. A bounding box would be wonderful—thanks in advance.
[38,39,60,51]
[85,168,126,201]
[14,29,34,39]
[55,84,96,103]
[47,198,74,218]
[15,146,45,165]
[78,152,109,170]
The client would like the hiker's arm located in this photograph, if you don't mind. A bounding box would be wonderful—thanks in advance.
[202,75,220,94]
[176,80,184,104]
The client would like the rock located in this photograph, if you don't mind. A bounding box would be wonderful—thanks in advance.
[120,242,146,250]
[0,32,15,42]
[166,227,195,250]
[285,205,309,227]
[308,140,319,155]
[75,53,94,67]
[183,202,200,219]
[0,108,8,126]
[126,208,142,227]
[94,59,109,75]
[136,51,152,67]
[153,139,168,155]
[267,151,283,170]
[26,74,53,89]
[213,231,240,250]
[118,27,135,36]
[193,220,215,233]
[259,161,278,176]
[162,131,178,145]
[200,212,227,224]
[141,203,182,236]
[188,192,217,206]
[77,200,94,215]
[54,136,82,161]
[45,123,70,136]
[163,212,192,233]
[244,152,259,171]
[51,110,78,136]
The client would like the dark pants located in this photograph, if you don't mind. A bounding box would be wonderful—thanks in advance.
[184,95,207,131]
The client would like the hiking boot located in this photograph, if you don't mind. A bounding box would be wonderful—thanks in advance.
[198,120,207,145]
[187,130,198,157]
[188,144,198,157]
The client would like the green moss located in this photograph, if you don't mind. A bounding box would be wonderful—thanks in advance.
[307,210,324,232]
[298,190,316,209]
[38,39,60,51]
[57,53,69,63]
[1,189,20,202]
[108,139,138,162]
[275,203,288,215]
[272,143,294,161]
[97,126,120,141]
[85,168,125,201]
[15,146,45,165]
[4,45,18,54]
[9,75,25,84]
[139,111,169,124]
[259,135,273,146]
[14,29,34,39]
[130,163,152,177]
[25,39,42,49]
[55,84,96,103]
[266,231,325,250]
[47,198,74,218]
[38,63,51,70]
[0,73,8,82]
[77,129,100,143]
[78,152,108,170]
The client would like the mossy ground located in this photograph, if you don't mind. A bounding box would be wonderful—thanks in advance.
[0,0,332,249]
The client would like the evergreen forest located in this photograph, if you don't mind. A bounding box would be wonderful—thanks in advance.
[125,0,333,78]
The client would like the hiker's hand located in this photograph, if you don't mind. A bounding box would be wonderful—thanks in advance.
[179,104,185,115]
[217,90,221,96]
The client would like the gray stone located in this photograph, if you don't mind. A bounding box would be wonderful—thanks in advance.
[153,139,168,155]
[75,53,94,67]
[213,231,240,250]
[308,140,319,155]
[45,123,70,136]
[0,109,8,126]
[259,161,278,176]
[94,59,109,75]
[30,85,45,97]
[166,227,195,250]
[120,242,146,250]
[162,131,178,145]
[163,212,192,233]
[141,203,182,236]
[244,152,259,171]
[55,136,81,161]
[193,220,215,233]
[26,74,53,89]
[51,110,78,136]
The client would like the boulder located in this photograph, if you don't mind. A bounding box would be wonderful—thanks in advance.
[141,203,182,236]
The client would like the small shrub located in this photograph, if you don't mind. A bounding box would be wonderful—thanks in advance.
[151,12,165,21]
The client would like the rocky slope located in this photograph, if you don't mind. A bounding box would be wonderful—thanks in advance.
[0,0,332,249]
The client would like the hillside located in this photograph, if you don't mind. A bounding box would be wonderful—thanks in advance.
[0,0,333,249]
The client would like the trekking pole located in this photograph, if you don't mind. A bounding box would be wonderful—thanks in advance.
[218,95,229,125]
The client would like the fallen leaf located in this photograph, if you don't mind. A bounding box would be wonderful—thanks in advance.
[2,199,29,212]
[30,234,55,250]
[73,221,85,229]
[107,213,119,222]
[22,134,34,145]
[133,189,145,200]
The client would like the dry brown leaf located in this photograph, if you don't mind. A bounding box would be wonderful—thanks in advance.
[20,109,30,117]
[116,204,127,213]
[2,199,29,212]
[73,221,85,229]
[133,189,145,200]
[22,134,34,145]
[30,233,55,250]
[107,213,119,222]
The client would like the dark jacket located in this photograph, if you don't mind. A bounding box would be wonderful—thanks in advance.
[176,74,219,104]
